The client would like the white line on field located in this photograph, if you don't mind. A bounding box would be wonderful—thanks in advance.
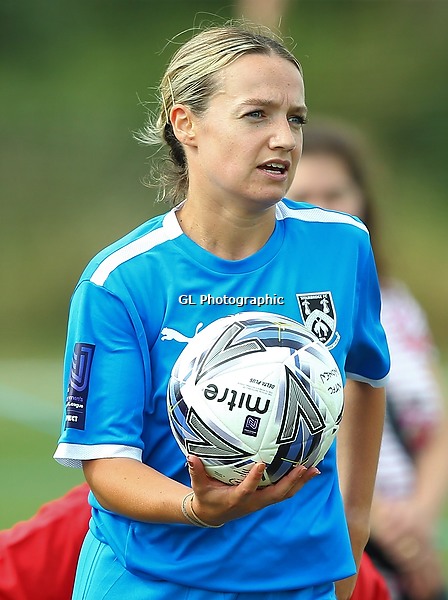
[0,383,60,436]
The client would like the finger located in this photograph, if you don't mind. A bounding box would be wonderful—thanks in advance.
[279,464,319,488]
[186,454,209,487]
[280,465,320,497]
[254,465,318,503]
[236,462,266,494]
[299,465,321,482]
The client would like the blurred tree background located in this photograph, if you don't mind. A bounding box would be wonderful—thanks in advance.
[1,0,447,531]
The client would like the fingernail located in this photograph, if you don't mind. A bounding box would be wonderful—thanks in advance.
[294,465,306,476]
[258,463,266,474]
[187,455,194,469]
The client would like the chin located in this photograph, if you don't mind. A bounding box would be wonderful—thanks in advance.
[253,196,283,210]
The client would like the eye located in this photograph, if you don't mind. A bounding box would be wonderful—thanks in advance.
[245,110,264,119]
[288,115,307,127]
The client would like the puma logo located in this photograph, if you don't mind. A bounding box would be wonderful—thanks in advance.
[161,322,204,344]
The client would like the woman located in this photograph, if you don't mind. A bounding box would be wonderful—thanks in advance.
[54,25,389,600]
[288,120,448,600]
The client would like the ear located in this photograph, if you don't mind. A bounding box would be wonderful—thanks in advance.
[170,104,198,148]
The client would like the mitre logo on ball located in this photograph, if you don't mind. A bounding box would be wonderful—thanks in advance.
[167,312,343,486]
[202,382,272,414]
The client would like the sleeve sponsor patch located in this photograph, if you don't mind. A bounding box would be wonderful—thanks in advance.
[65,343,95,430]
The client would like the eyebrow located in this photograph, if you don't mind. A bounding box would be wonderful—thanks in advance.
[238,98,307,115]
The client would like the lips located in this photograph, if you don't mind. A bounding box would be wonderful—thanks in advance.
[258,160,290,175]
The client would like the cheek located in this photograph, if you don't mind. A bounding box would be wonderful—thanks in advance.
[210,131,243,161]
[297,129,304,151]
[344,193,365,218]
[289,146,304,184]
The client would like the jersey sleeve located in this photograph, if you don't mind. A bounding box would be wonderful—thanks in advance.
[54,280,148,468]
[345,240,390,387]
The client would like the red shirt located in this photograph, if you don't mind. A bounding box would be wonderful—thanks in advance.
[0,484,90,600]
[352,552,391,600]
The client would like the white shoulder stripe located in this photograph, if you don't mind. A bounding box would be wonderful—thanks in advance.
[276,202,368,232]
[90,211,182,286]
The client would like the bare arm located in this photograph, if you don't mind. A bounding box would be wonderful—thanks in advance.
[82,458,191,523]
[82,455,319,527]
[368,368,448,600]
[413,367,448,523]
[370,412,448,549]
[335,379,386,600]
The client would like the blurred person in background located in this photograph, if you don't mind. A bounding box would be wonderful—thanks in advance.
[287,120,448,600]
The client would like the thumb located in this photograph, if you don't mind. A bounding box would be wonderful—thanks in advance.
[186,454,207,485]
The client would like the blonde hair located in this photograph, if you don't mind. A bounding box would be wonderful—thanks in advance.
[137,24,302,205]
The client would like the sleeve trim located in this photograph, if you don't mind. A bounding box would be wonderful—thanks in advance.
[345,372,390,388]
[53,443,142,469]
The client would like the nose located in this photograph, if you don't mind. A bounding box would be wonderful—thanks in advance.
[269,118,299,152]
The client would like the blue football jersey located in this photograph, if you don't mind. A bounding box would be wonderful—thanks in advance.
[54,200,390,591]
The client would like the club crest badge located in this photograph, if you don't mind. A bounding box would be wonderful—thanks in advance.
[296,292,340,349]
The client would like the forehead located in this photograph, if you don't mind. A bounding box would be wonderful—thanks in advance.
[215,52,305,108]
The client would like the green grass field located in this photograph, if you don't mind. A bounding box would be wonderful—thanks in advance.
[0,359,84,525]
[1,357,447,574]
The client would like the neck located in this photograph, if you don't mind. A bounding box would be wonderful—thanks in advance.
[176,197,277,261]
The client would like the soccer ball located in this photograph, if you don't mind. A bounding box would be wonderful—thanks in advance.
[167,312,343,486]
